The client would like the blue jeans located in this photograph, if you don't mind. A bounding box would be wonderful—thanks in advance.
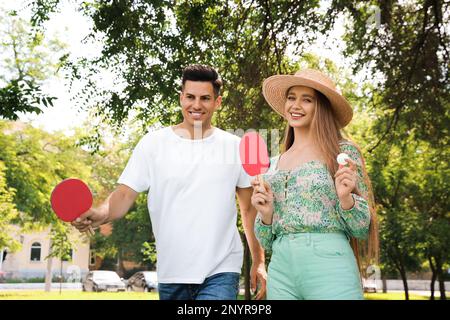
[158,272,240,300]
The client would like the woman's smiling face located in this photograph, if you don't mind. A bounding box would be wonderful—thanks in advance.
[284,86,316,128]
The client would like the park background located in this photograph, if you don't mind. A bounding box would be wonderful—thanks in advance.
[0,0,448,300]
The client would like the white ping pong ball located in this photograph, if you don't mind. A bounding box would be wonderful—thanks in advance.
[337,153,350,165]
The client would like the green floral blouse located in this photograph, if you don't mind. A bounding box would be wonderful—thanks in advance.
[254,141,371,252]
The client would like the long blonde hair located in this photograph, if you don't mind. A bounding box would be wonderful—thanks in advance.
[282,90,379,273]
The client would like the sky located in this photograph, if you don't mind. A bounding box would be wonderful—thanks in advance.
[3,0,350,135]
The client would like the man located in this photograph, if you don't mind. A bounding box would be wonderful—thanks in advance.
[72,64,267,300]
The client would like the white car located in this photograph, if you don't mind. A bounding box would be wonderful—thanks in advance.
[82,270,126,292]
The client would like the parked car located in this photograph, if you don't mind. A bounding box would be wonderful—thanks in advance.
[82,271,126,292]
[126,271,158,292]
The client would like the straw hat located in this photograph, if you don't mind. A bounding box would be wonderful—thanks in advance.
[262,69,353,128]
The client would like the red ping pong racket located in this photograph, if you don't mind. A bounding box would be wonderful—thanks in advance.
[51,178,95,236]
[239,132,270,193]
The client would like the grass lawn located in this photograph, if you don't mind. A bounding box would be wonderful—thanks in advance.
[364,292,430,300]
[0,290,159,300]
[0,290,444,300]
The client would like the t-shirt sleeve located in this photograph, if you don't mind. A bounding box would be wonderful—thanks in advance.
[235,137,252,188]
[117,138,151,193]
[237,165,252,188]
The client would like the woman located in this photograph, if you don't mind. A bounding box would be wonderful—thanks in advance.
[252,69,378,300]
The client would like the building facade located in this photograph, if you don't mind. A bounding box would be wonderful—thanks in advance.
[0,226,90,280]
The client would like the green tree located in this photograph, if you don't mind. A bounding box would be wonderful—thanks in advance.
[0,6,66,120]
[110,194,153,274]
[368,133,449,300]
[30,1,326,132]
[409,141,449,300]
[29,1,449,144]
[45,222,76,293]
[0,120,99,291]
[329,0,449,150]
[334,1,449,298]
[0,121,93,228]
[0,161,20,251]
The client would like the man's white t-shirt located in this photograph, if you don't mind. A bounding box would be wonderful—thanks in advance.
[118,126,251,283]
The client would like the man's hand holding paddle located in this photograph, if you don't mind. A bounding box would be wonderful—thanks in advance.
[70,184,138,234]
[71,206,109,234]
[51,179,138,236]
[50,178,97,237]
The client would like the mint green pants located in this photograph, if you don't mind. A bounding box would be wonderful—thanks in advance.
[267,233,364,300]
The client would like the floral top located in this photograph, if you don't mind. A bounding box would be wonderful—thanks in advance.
[254,141,371,252]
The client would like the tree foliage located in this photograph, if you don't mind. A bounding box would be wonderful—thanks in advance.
[0,6,66,120]
[0,161,20,251]
[330,0,449,150]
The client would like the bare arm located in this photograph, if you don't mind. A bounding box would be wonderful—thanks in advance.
[72,184,139,232]
[236,186,267,300]
[237,187,265,263]
[101,184,139,223]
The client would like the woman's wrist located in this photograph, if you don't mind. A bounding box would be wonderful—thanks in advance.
[339,193,355,210]
[260,212,273,225]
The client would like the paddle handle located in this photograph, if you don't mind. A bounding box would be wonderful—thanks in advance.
[257,174,265,191]
[257,174,267,205]
[81,218,95,237]
[85,226,95,237]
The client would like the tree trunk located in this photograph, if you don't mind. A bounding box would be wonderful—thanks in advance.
[59,258,63,295]
[438,273,446,300]
[428,255,436,300]
[44,240,53,292]
[392,247,409,300]
[117,249,125,277]
[382,275,387,293]
[397,262,409,300]
[435,258,447,300]
[0,248,4,272]
[400,271,409,300]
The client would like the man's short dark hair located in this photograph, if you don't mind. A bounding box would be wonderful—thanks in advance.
[181,64,222,97]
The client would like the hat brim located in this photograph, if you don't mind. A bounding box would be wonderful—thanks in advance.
[262,75,353,128]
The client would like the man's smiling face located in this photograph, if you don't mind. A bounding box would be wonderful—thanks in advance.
[180,80,222,127]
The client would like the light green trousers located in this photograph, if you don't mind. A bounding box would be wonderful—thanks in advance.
[267,232,364,300]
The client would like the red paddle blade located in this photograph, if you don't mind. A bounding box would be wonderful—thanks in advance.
[239,132,270,176]
[50,179,93,222]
